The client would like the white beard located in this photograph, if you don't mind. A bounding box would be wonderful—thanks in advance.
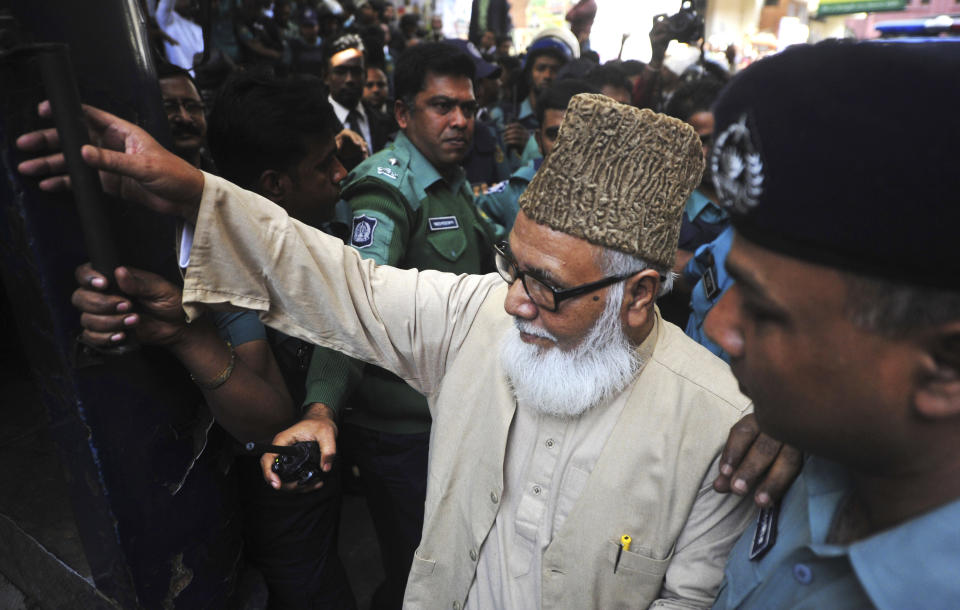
[499,285,642,418]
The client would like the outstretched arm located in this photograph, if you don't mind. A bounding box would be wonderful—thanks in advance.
[73,263,296,441]
[17,102,205,221]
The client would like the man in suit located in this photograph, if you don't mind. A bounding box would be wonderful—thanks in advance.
[323,32,392,163]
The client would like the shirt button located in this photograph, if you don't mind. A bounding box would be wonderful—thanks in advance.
[470,549,478,561]
[545,438,555,448]
[453,602,461,610]
[490,491,499,504]
[793,563,813,585]
[532,484,542,495]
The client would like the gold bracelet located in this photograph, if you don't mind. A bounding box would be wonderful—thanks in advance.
[191,341,236,390]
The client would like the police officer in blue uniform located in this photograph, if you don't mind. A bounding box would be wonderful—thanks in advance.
[704,42,960,609]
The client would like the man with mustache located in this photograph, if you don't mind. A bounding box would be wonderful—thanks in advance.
[158,63,210,170]
[26,92,760,607]
[70,71,357,609]
[302,41,501,609]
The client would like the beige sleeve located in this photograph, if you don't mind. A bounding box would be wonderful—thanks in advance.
[649,455,758,609]
[181,172,499,396]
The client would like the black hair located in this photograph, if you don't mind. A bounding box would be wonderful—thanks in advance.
[156,61,200,92]
[498,55,521,72]
[322,33,365,72]
[664,77,725,123]
[535,79,597,125]
[358,24,386,68]
[393,42,475,104]
[556,58,597,81]
[524,45,568,76]
[207,69,339,190]
[620,59,646,76]
[581,49,600,64]
[399,13,420,31]
[845,273,960,337]
[585,64,631,96]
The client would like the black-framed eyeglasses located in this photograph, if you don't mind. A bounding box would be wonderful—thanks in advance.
[493,242,641,312]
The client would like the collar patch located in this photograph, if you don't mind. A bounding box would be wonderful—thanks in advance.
[486,180,508,194]
[749,504,779,561]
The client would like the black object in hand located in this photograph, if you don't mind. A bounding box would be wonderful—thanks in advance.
[244,441,327,486]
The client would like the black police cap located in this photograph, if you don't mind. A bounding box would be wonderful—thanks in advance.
[710,40,960,291]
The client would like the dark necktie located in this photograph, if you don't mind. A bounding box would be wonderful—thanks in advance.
[346,108,362,134]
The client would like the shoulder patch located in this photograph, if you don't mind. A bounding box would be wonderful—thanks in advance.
[377,166,399,180]
[351,215,378,248]
[486,180,508,194]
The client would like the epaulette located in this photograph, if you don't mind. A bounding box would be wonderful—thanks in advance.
[342,145,419,209]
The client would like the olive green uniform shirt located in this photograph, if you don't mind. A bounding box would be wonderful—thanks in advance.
[304,132,498,433]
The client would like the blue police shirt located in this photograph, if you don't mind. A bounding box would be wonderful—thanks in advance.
[678,188,729,252]
[713,456,960,609]
[683,226,734,362]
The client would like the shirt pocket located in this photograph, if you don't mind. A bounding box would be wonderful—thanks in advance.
[607,539,672,577]
[425,223,467,262]
[598,539,674,609]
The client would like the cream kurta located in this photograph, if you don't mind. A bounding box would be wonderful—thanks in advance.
[183,174,756,609]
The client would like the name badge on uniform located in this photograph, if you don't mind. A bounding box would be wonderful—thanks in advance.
[428,216,459,231]
[351,215,378,248]
[749,504,779,561]
[377,166,399,180]
[702,252,720,300]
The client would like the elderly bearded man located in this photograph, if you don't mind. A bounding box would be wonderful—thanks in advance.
[18,95,757,608]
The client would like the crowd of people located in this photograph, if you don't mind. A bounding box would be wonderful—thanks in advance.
[15,1,960,608]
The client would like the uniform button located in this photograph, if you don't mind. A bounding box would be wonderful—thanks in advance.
[453,602,461,610]
[545,438,555,448]
[532,484,542,495]
[470,549,478,561]
[793,563,813,585]
[490,491,499,504]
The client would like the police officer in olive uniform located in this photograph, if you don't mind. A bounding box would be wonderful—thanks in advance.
[303,42,496,610]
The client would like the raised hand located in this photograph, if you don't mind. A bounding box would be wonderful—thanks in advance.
[17,101,205,221]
